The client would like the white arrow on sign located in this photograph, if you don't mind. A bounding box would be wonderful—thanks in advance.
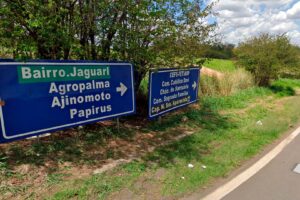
[116,82,128,96]
[192,81,197,90]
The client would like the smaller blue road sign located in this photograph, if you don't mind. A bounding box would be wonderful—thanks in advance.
[148,67,200,119]
[0,60,135,143]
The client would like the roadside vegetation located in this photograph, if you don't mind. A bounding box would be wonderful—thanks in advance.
[1,58,300,199]
[200,67,254,96]
[45,80,300,200]
[203,58,236,72]
[0,0,216,91]
[270,78,300,96]
[234,34,299,86]
[1,1,300,200]
[1,37,300,200]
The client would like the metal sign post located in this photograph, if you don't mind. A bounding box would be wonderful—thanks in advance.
[158,116,162,124]
[116,118,120,133]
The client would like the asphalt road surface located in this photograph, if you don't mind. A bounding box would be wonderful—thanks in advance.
[222,128,300,200]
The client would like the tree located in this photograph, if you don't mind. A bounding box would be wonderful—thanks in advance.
[203,43,235,59]
[0,0,79,59]
[0,0,216,90]
[111,0,217,90]
[234,33,298,86]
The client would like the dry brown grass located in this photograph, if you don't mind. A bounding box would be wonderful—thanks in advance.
[200,68,254,96]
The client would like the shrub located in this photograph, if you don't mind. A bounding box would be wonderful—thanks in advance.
[200,68,254,96]
[270,79,300,96]
[234,34,298,86]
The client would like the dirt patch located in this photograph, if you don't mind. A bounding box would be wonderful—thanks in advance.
[0,108,198,200]
[201,67,224,79]
[108,169,171,200]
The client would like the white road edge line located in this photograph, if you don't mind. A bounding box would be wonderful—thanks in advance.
[202,126,300,200]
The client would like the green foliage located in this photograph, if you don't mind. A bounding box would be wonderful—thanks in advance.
[234,33,298,86]
[0,155,13,178]
[203,43,235,59]
[0,0,78,59]
[201,87,271,110]
[0,0,217,89]
[48,162,146,200]
[203,59,236,72]
[47,89,300,199]
[279,46,300,79]
[270,78,300,96]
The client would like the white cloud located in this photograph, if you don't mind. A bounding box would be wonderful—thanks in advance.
[274,11,287,21]
[271,22,297,32]
[287,1,300,18]
[212,0,300,46]
[287,30,300,45]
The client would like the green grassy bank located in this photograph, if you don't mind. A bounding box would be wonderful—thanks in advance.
[46,83,300,200]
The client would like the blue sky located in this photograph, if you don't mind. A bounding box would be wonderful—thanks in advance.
[210,0,300,45]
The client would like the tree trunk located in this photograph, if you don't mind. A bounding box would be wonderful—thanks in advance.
[63,48,70,60]
[37,41,52,59]
[90,31,97,60]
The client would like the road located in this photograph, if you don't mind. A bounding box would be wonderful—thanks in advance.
[182,126,300,200]
[222,127,300,200]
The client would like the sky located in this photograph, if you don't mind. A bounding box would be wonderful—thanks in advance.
[210,0,300,46]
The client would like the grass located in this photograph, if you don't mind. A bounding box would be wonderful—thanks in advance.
[48,162,146,200]
[0,155,12,178]
[1,125,135,168]
[45,84,300,199]
[201,87,271,111]
[46,173,70,186]
[2,65,300,199]
[200,68,255,96]
[161,101,298,196]
[270,78,300,96]
[203,58,236,72]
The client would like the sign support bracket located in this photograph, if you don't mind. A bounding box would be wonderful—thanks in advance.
[116,118,120,133]
[158,116,162,124]
[36,135,40,144]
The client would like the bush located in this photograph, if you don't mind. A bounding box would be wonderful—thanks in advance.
[231,68,255,91]
[270,79,300,96]
[235,34,298,86]
[200,68,254,96]
[270,84,295,96]
[200,75,221,96]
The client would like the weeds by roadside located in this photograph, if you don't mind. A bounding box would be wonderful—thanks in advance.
[200,68,254,96]
[43,84,300,200]
[270,78,300,96]
[1,64,300,200]
[203,59,236,72]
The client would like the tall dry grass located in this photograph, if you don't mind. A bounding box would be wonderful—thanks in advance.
[200,68,254,96]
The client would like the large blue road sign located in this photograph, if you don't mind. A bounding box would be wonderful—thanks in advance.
[0,60,135,143]
[148,67,200,119]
